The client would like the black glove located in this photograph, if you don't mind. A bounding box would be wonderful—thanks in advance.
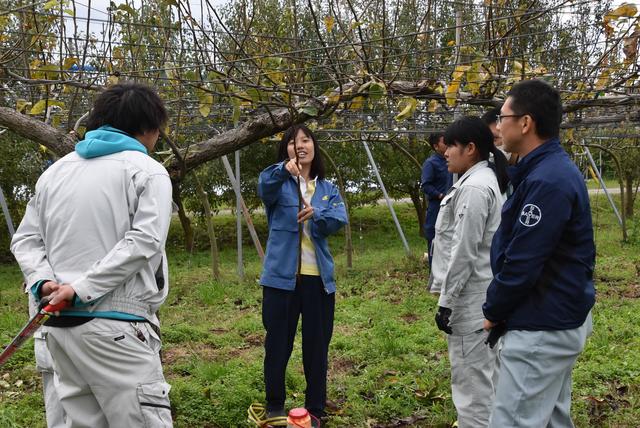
[435,306,453,334]
[485,322,507,349]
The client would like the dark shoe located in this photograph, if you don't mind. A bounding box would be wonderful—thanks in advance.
[265,409,288,427]
[266,409,286,418]
[309,412,325,428]
[325,399,340,414]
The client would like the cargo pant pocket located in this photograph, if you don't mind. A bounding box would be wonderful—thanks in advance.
[34,330,55,373]
[137,381,173,427]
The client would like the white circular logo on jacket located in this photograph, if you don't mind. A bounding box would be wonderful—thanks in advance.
[519,204,542,227]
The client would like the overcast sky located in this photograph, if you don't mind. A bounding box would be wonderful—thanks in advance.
[72,0,633,30]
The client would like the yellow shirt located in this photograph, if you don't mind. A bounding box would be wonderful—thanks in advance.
[299,177,320,276]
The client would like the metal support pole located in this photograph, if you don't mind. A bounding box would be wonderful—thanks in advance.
[451,9,462,185]
[361,139,411,255]
[221,155,265,262]
[454,11,462,75]
[584,144,623,227]
[235,151,243,279]
[0,186,15,238]
[599,151,602,177]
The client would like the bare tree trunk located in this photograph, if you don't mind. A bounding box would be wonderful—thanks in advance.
[409,184,426,237]
[320,146,353,268]
[624,175,635,218]
[387,139,425,237]
[172,182,194,252]
[194,175,220,280]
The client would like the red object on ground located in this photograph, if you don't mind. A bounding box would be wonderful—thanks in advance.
[287,407,320,428]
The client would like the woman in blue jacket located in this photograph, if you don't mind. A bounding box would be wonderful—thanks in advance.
[258,125,348,420]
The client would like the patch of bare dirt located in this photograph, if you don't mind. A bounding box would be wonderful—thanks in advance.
[584,383,632,426]
[400,313,420,324]
[162,343,218,365]
[331,356,358,375]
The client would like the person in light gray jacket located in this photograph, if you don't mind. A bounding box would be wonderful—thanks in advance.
[11,83,173,427]
[429,116,509,428]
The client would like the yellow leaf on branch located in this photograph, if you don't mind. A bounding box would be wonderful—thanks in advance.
[395,97,418,121]
[324,16,335,33]
[604,3,638,24]
[445,81,460,107]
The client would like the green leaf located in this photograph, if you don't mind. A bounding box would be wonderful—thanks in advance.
[29,100,65,115]
[368,82,386,103]
[31,100,48,115]
[215,82,226,95]
[16,99,31,113]
[198,102,211,118]
[231,97,241,126]
[165,62,176,81]
[44,0,60,10]
[117,4,137,15]
[207,70,226,81]
[299,105,319,117]
[246,88,261,104]
[33,64,62,80]
[197,90,213,118]
[349,96,365,110]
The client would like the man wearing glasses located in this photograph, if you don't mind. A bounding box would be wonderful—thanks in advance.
[482,79,595,427]
[482,105,519,166]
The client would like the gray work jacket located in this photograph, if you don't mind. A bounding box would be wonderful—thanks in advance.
[11,150,173,327]
[430,161,505,335]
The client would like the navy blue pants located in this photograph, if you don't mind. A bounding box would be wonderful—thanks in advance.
[262,276,335,417]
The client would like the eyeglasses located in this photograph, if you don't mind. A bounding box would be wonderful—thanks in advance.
[496,114,524,124]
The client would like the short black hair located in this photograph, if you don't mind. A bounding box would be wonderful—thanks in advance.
[481,105,502,125]
[444,116,509,194]
[85,82,168,135]
[428,132,444,149]
[277,125,326,180]
[506,80,562,139]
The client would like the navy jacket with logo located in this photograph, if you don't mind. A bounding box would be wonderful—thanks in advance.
[483,138,595,331]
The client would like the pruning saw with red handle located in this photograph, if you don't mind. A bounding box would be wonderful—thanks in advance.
[0,300,70,367]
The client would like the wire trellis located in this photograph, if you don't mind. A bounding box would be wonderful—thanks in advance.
[1,0,638,142]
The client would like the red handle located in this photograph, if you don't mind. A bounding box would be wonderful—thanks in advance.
[42,300,71,313]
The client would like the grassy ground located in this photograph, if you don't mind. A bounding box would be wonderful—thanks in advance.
[585,178,619,190]
[0,195,639,427]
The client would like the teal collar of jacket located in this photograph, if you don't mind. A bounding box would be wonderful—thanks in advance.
[75,125,148,159]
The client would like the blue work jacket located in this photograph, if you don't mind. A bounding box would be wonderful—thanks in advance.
[421,153,451,201]
[258,161,348,293]
[421,153,452,240]
[483,138,596,331]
